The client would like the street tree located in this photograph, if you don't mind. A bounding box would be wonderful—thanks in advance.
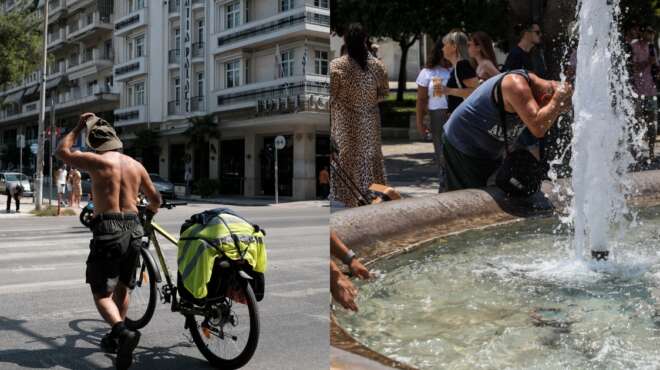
[131,128,161,173]
[184,114,220,180]
[0,0,42,87]
[331,0,508,102]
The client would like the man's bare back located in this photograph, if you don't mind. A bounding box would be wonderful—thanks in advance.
[89,151,153,214]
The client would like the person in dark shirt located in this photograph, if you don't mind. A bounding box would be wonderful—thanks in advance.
[438,30,479,113]
[503,23,542,72]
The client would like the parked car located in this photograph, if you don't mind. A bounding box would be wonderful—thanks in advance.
[150,173,175,199]
[0,172,33,197]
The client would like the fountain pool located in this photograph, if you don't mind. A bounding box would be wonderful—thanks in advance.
[336,206,660,369]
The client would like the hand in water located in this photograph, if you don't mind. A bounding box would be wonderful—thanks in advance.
[554,82,574,109]
[350,259,372,280]
[331,272,359,311]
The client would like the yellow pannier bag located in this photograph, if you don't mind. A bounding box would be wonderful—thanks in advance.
[177,208,267,300]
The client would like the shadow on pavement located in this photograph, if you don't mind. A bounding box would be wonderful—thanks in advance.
[0,316,211,370]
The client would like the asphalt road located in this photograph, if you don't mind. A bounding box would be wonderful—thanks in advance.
[0,202,329,369]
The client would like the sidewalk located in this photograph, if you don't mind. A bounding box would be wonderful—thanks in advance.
[383,139,440,198]
[174,194,328,208]
[0,194,76,218]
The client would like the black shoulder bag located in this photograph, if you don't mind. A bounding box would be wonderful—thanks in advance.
[494,74,548,197]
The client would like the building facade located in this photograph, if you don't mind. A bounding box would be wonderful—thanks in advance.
[0,0,330,200]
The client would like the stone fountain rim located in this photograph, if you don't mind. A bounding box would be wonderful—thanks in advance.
[330,170,660,370]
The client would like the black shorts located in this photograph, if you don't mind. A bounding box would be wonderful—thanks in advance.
[86,213,144,295]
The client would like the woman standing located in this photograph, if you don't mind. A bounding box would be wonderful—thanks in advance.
[415,39,452,191]
[468,31,500,82]
[70,167,82,209]
[439,30,480,113]
[330,23,389,208]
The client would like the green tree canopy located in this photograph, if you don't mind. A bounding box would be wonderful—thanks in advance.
[331,0,509,101]
[0,0,42,88]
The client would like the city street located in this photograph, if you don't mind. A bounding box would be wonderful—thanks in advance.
[0,202,329,369]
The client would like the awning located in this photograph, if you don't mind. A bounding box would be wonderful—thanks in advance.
[2,89,25,105]
[45,76,65,91]
[23,84,39,96]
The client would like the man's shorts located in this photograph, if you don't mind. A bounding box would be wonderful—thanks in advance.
[86,213,144,295]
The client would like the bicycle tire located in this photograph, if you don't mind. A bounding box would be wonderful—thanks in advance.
[187,281,260,369]
[124,248,158,330]
[79,208,93,228]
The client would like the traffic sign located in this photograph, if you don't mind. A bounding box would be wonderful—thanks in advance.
[30,143,38,154]
[17,135,25,149]
[274,135,286,150]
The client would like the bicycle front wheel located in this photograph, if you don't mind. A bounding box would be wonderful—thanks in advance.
[187,281,260,369]
[125,248,158,330]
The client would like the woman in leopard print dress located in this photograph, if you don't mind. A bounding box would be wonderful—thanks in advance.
[330,24,389,208]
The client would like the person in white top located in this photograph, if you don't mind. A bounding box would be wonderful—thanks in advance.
[468,31,501,82]
[56,164,68,206]
[416,38,452,191]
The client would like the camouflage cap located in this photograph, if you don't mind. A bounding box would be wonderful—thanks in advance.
[84,116,123,152]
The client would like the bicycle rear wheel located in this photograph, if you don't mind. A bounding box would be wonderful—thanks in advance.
[187,281,260,369]
[125,248,158,330]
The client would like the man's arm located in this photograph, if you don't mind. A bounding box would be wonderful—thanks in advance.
[55,113,105,172]
[504,75,572,138]
[330,230,371,279]
[139,166,162,214]
[416,86,429,135]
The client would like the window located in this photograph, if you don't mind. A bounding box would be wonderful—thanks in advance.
[127,39,134,59]
[197,19,204,43]
[280,0,293,12]
[313,0,328,8]
[174,27,180,48]
[225,60,240,88]
[135,82,145,105]
[314,50,328,75]
[244,59,250,84]
[129,0,144,12]
[127,84,134,106]
[135,35,145,57]
[174,77,180,102]
[281,50,294,77]
[197,72,204,97]
[226,2,240,29]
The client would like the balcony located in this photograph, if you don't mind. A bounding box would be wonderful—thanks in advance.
[168,49,180,65]
[213,7,330,55]
[65,0,95,12]
[213,76,329,113]
[47,28,66,50]
[168,0,180,15]
[67,12,113,42]
[114,7,147,36]
[113,57,147,82]
[67,49,113,77]
[167,100,181,116]
[190,96,204,112]
[192,0,204,7]
[49,84,118,110]
[114,105,146,127]
[192,42,204,59]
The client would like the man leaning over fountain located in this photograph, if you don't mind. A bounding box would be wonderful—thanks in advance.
[441,70,573,191]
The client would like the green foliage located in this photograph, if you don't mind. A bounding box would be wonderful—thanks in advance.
[193,178,221,197]
[0,1,42,87]
[31,206,76,216]
[184,114,220,151]
[620,0,660,30]
[132,128,161,157]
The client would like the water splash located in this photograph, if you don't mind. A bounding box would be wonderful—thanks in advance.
[570,0,638,261]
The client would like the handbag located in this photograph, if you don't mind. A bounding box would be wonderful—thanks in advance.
[493,73,548,197]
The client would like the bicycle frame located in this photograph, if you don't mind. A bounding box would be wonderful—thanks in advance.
[144,221,180,311]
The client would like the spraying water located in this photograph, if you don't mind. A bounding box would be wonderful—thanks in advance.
[570,0,637,261]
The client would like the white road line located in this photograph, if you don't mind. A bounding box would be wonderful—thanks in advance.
[270,287,327,298]
[0,249,89,261]
[0,278,84,294]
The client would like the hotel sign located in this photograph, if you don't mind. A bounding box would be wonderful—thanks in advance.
[181,0,192,112]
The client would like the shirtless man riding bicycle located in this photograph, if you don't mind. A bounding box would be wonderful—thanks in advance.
[56,112,162,370]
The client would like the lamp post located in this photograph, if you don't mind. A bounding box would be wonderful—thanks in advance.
[34,0,49,210]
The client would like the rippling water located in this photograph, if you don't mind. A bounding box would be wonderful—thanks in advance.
[336,207,660,369]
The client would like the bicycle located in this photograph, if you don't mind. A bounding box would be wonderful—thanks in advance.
[124,200,260,369]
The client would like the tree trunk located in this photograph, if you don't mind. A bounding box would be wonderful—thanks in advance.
[397,41,411,102]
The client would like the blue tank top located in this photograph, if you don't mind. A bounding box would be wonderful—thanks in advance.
[443,70,530,159]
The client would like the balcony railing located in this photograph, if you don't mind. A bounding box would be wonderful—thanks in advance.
[168,49,180,64]
[217,81,328,107]
[167,100,181,115]
[168,0,180,13]
[217,14,305,47]
[192,0,204,5]
[190,96,204,111]
[192,42,204,58]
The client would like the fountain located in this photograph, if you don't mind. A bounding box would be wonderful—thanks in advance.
[330,1,660,368]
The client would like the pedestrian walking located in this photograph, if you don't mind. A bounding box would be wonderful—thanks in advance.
[319,166,330,199]
[5,182,23,213]
[55,164,68,207]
